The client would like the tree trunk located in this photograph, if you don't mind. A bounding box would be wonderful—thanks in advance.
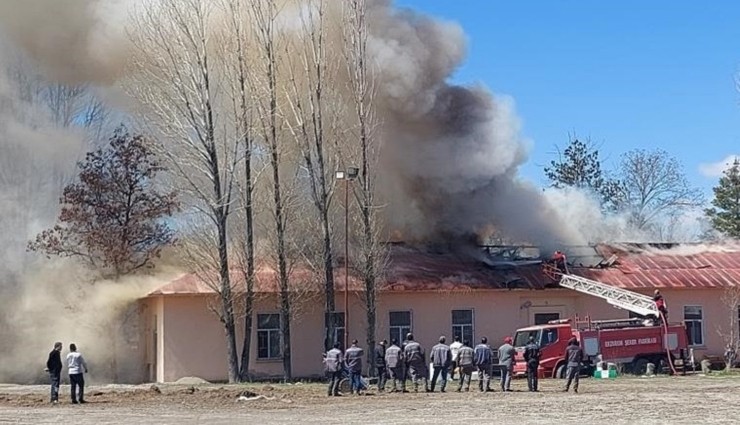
[217,210,239,383]
[321,205,336,350]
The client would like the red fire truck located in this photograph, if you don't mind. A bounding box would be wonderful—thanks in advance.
[512,263,689,378]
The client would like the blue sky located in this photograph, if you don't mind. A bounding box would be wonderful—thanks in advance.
[395,0,740,196]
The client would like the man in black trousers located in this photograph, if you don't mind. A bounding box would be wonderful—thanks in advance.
[45,342,63,404]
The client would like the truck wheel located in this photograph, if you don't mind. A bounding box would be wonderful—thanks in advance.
[555,364,566,379]
[632,358,649,375]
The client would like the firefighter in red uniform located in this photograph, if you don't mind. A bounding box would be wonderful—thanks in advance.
[653,289,668,321]
[552,250,567,274]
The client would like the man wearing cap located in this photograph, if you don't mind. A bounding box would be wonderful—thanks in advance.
[473,337,493,392]
[563,337,583,393]
[498,336,516,392]
[523,335,541,392]
[403,333,429,392]
[429,336,452,392]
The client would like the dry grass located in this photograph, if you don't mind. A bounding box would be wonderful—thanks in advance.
[2,374,740,424]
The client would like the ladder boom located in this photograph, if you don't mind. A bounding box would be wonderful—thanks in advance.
[558,274,659,317]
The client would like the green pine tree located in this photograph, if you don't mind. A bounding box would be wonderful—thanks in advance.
[705,158,740,238]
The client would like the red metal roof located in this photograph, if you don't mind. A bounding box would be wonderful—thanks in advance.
[147,242,740,296]
[573,243,740,289]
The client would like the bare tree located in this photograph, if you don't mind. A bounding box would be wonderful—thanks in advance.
[283,0,344,352]
[127,0,242,382]
[342,0,388,371]
[249,0,296,381]
[717,285,740,370]
[619,149,704,233]
[219,0,259,382]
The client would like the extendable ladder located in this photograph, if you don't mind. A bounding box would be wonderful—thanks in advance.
[557,274,659,317]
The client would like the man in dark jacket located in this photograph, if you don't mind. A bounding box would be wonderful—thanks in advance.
[456,340,475,392]
[474,337,493,392]
[403,333,429,392]
[523,335,541,392]
[563,337,583,393]
[498,336,516,392]
[345,340,364,395]
[324,342,344,396]
[45,342,63,404]
[385,339,405,392]
[429,336,452,392]
[374,340,388,392]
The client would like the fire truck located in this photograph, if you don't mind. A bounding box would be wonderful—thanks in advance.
[512,264,689,378]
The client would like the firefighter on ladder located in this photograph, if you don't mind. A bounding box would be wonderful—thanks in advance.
[552,250,568,274]
[653,289,668,322]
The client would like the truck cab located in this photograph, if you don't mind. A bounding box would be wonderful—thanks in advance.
[513,321,575,378]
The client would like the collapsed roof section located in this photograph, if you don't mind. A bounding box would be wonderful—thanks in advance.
[147,242,740,296]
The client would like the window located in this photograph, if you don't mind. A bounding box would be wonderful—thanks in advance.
[257,314,281,359]
[684,306,704,346]
[541,328,558,347]
[534,313,560,325]
[325,312,345,349]
[452,309,474,344]
[389,311,412,344]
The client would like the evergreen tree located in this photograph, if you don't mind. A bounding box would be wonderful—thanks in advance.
[705,158,740,238]
[544,137,623,211]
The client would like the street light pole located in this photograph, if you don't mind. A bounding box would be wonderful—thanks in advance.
[336,167,358,351]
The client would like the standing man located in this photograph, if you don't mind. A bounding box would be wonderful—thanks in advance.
[45,342,63,404]
[563,337,583,393]
[456,340,475,392]
[374,340,388,392]
[523,335,541,392]
[429,336,452,392]
[449,336,463,380]
[385,339,406,392]
[345,340,364,395]
[474,337,493,392]
[324,342,344,397]
[498,336,516,392]
[66,343,88,404]
[653,289,668,321]
[403,333,429,393]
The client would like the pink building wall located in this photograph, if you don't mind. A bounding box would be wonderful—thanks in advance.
[145,287,732,382]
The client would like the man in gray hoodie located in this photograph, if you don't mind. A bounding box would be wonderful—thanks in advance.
[324,342,344,396]
[345,340,364,395]
[429,336,452,392]
[66,343,88,404]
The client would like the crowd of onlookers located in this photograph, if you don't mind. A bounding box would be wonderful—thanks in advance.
[323,333,584,396]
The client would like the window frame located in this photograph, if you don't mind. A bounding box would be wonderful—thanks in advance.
[451,309,475,345]
[683,305,705,347]
[389,310,413,344]
[256,313,282,360]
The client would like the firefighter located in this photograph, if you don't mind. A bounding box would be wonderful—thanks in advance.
[456,340,476,392]
[653,289,668,320]
[374,340,388,392]
[523,335,541,392]
[498,336,516,392]
[403,333,429,392]
[563,337,583,393]
[552,250,567,274]
[429,336,452,392]
[474,337,493,392]
[384,339,406,392]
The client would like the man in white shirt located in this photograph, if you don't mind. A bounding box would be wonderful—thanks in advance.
[449,336,463,380]
[66,343,89,404]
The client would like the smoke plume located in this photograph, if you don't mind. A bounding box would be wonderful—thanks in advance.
[0,0,647,382]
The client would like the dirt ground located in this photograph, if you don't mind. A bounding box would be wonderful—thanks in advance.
[1,374,739,424]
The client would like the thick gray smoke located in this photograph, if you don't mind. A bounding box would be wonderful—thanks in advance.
[366,4,575,248]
